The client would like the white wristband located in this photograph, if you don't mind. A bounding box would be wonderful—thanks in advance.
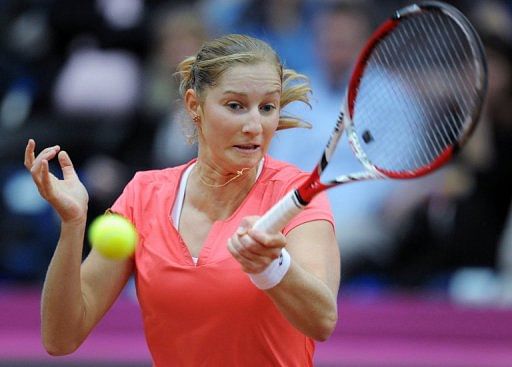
[248,249,291,290]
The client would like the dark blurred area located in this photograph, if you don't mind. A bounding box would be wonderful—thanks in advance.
[0,0,511,308]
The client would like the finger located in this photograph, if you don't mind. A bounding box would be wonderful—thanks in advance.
[32,145,61,171]
[228,238,250,267]
[30,156,46,186]
[238,234,261,257]
[29,146,58,183]
[58,151,77,180]
[239,234,279,259]
[248,228,286,249]
[232,235,260,260]
[232,235,279,267]
[236,217,254,235]
[238,234,271,256]
[229,237,266,263]
[39,159,53,198]
[24,139,36,170]
[30,146,60,189]
[230,236,275,272]
[227,238,240,259]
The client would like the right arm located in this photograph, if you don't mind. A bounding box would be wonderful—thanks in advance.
[25,139,133,355]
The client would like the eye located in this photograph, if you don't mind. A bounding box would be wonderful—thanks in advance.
[226,102,243,111]
[260,104,277,113]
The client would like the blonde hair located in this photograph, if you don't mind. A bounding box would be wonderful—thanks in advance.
[176,34,312,142]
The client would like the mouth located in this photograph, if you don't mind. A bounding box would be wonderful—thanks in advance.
[233,144,261,153]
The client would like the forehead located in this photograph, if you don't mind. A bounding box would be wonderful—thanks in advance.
[215,62,281,92]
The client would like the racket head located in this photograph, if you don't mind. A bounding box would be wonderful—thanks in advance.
[344,1,488,179]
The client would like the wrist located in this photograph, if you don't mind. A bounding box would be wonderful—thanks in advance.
[61,216,88,232]
[248,248,291,290]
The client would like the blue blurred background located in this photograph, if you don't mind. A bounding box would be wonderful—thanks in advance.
[0,0,511,366]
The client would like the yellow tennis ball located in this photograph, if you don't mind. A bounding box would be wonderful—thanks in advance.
[88,214,138,260]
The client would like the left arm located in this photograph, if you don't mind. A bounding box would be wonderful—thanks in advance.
[228,218,340,341]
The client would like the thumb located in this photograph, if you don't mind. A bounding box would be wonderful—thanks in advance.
[236,216,259,235]
[58,151,77,179]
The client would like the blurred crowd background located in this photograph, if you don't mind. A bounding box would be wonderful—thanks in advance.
[0,0,511,306]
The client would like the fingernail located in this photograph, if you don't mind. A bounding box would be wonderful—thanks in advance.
[236,226,245,235]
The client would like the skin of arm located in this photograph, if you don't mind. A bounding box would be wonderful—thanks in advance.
[25,140,133,355]
[228,218,340,341]
[42,238,133,355]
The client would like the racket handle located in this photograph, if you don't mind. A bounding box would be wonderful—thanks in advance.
[253,190,306,233]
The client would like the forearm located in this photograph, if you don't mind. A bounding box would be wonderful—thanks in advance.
[229,219,340,340]
[265,261,338,341]
[41,219,88,355]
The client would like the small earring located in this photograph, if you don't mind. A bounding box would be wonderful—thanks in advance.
[193,115,200,123]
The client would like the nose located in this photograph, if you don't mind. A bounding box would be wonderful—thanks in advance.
[242,108,263,134]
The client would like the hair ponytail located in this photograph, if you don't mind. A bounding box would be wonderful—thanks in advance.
[176,56,196,96]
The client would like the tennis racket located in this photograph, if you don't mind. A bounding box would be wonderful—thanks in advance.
[254,1,488,233]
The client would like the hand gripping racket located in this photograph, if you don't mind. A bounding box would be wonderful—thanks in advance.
[254,1,488,233]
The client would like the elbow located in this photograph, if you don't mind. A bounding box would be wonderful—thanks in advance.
[313,323,337,342]
[45,348,72,357]
[42,336,81,356]
[311,311,338,342]
[44,342,80,357]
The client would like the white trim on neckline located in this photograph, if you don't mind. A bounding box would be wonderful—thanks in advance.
[171,159,265,229]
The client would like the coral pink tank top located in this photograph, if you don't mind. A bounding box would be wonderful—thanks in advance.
[111,156,334,366]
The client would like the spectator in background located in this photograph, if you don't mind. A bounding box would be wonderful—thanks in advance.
[51,36,142,225]
[269,1,399,281]
[381,0,512,291]
[53,41,141,118]
[0,0,149,281]
[481,13,512,302]
[201,0,316,72]
[143,5,207,168]
[0,2,66,282]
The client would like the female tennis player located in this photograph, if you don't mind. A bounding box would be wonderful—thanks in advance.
[24,34,340,366]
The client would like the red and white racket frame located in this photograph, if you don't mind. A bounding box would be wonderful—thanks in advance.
[254,1,487,233]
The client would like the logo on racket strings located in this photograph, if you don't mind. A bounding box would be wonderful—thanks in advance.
[362,130,374,144]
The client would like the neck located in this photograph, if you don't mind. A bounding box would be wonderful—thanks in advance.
[188,161,260,221]
[193,159,262,190]
[195,165,251,188]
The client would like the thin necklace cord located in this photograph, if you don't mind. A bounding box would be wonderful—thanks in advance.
[195,166,250,188]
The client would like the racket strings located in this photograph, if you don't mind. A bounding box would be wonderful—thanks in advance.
[400,16,462,156]
[420,15,478,122]
[399,13,475,163]
[391,13,471,160]
[379,38,440,166]
[352,9,484,174]
[360,33,443,170]
[356,36,440,169]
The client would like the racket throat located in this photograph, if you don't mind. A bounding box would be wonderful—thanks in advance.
[294,189,309,206]
[296,171,330,205]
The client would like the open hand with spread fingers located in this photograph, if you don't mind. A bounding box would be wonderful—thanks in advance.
[24,139,89,224]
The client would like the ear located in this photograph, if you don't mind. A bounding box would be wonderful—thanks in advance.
[184,88,201,121]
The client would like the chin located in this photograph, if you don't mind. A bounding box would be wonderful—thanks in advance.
[232,154,262,170]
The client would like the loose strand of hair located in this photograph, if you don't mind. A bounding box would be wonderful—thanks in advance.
[175,56,196,95]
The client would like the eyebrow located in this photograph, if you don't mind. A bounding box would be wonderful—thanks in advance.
[222,89,281,96]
